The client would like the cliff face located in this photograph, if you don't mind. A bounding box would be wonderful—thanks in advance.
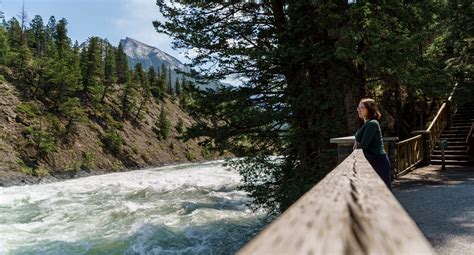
[0,74,224,187]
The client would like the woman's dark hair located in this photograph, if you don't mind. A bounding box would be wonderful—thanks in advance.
[360,98,382,120]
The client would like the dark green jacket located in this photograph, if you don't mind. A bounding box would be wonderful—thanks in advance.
[355,119,386,155]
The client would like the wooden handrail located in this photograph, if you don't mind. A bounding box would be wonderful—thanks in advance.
[467,123,474,161]
[426,82,458,152]
[237,149,435,255]
[395,135,423,176]
[395,82,458,175]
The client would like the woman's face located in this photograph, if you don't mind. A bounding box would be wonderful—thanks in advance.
[357,102,368,119]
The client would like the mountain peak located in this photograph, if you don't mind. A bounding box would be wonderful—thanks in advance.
[119,37,187,72]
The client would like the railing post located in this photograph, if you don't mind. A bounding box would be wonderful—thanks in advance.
[410,130,431,166]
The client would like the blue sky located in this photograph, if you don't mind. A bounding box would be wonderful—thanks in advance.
[1,0,185,62]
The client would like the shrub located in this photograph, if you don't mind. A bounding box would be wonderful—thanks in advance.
[16,102,40,117]
[24,125,57,159]
[35,167,49,177]
[101,130,124,155]
[175,118,184,133]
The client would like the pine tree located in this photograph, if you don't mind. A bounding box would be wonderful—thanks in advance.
[160,63,168,95]
[81,36,104,103]
[168,65,173,95]
[44,16,56,56]
[148,66,162,98]
[175,117,184,133]
[153,1,453,214]
[133,63,151,122]
[120,80,139,121]
[0,26,9,64]
[6,17,22,50]
[58,97,88,133]
[115,43,130,84]
[102,42,117,102]
[175,79,181,96]
[28,15,45,56]
[154,107,171,140]
[54,18,70,57]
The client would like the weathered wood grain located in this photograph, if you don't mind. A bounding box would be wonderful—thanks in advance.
[237,149,435,255]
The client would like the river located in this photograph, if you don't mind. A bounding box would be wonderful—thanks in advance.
[0,160,269,254]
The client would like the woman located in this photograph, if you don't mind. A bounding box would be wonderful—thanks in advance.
[353,98,392,191]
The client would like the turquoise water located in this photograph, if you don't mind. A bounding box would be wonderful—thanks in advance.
[0,160,269,254]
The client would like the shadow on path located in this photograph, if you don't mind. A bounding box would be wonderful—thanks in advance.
[393,165,474,255]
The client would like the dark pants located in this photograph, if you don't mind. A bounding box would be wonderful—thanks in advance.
[363,152,393,191]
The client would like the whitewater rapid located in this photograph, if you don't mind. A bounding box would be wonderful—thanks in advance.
[0,160,269,254]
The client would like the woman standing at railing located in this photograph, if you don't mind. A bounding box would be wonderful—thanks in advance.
[353,98,392,191]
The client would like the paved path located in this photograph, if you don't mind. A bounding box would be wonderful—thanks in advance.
[392,164,474,255]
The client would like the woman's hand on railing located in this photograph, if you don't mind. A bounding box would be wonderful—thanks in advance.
[353,141,359,150]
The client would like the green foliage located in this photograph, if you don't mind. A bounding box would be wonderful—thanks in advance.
[101,130,124,155]
[16,101,41,116]
[81,36,104,103]
[0,26,9,64]
[185,150,195,161]
[24,124,57,159]
[73,151,96,170]
[58,97,88,133]
[35,167,50,177]
[28,15,46,56]
[6,17,22,50]
[175,117,184,133]
[154,107,172,140]
[20,165,34,175]
[153,0,470,215]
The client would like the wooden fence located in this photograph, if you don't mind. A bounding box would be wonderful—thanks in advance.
[237,149,435,255]
[395,82,458,175]
[395,135,423,175]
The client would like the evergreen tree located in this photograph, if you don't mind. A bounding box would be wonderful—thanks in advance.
[175,117,184,133]
[54,18,70,57]
[168,65,173,95]
[175,79,181,96]
[133,63,151,122]
[154,107,171,140]
[44,16,56,55]
[120,80,139,120]
[0,26,9,64]
[28,15,45,56]
[81,36,104,103]
[153,1,460,214]
[58,97,88,133]
[148,66,162,98]
[115,43,130,84]
[45,16,56,40]
[160,63,168,94]
[6,17,22,50]
[102,42,117,102]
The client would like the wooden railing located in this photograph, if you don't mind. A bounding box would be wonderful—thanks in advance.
[237,149,435,255]
[468,123,474,161]
[395,82,458,175]
[395,135,423,175]
[426,102,450,152]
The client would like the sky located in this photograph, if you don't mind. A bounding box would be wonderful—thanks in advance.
[1,0,186,62]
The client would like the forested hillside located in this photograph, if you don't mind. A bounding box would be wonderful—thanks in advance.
[0,14,224,186]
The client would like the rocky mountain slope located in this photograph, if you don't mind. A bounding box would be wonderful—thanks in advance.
[0,72,227,187]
